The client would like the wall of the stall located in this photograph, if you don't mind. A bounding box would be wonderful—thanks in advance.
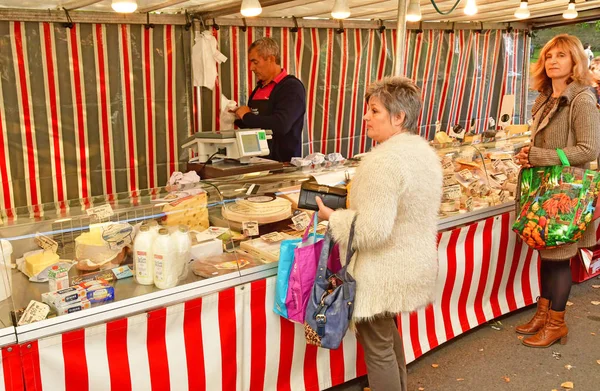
[198,27,530,157]
[0,22,192,210]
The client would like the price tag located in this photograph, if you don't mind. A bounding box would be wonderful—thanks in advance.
[471,134,482,144]
[242,221,259,237]
[458,169,473,181]
[35,233,58,253]
[102,223,133,250]
[441,157,454,171]
[86,204,114,220]
[443,173,458,187]
[291,211,312,231]
[492,159,506,171]
[442,185,462,201]
[260,232,286,243]
[466,197,474,212]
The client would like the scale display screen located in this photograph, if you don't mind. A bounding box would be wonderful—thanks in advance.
[240,133,261,153]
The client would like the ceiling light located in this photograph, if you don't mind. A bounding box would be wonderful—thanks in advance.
[562,0,578,19]
[406,0,422,22]
[241,0,262,17]
[331,0,351,19]
[111,0,138,13]
[464,0,478,15]
[514,0,530,19]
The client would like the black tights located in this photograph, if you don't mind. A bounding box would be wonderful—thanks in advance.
[539,259,572,312]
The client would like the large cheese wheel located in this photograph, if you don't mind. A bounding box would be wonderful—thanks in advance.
[162,193,209,232]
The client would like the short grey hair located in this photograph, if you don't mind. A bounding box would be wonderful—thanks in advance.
[248,37,281,65]
[365,76,422,134]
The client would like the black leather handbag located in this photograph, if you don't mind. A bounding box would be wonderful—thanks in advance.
[298,181,347,211]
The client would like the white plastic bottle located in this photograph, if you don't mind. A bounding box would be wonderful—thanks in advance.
[172,225,192,279]
[133,225,154,285]
[153,228,177,289]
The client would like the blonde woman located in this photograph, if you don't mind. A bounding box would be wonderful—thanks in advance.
[514,34,600,348]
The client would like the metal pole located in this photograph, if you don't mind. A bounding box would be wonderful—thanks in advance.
[394,0,408,76]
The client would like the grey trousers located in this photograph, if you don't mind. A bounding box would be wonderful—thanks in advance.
[355,315,407,391]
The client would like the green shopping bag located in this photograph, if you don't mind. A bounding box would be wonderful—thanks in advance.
[513,149,600,250]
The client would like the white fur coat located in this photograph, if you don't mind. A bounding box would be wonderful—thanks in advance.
[329,132,443,321]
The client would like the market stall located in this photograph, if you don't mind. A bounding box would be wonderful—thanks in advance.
[0,1,600,391]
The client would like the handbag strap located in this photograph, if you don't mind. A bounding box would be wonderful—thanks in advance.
[301,213,318,242]
[315,215,357,283]
[556,149,570,167]
[566,90,599,167]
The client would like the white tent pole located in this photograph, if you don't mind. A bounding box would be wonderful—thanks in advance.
[394,0,408,76]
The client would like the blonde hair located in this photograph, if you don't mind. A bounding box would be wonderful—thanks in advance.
[365,76,422,133]
[531,34,594,92]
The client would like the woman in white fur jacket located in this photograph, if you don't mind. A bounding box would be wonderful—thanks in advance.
[316,76,442,391]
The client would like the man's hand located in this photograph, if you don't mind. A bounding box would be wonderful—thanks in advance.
[315,196,334,221]
[514,146,531,168]
[235,106,251,120]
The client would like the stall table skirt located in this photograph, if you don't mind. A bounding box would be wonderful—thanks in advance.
[14,211,543,391]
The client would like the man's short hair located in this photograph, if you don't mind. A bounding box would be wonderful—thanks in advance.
[365,76,422,134]
[248,37,281,65]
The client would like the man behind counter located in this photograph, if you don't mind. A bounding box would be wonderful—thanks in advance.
[234,37,306,162]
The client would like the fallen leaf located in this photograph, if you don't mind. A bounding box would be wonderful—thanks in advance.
[597,360,600,365]
[418,388,425,391]
[591,301,600,305]
[561,381,573,389]
[456,378,464,381]
[518,335,524,340]
[502,376,510,382]
[491,326,501,331]
[479,348,484,352]
[565,364,574,370]
[431,364,439,368]
[592,333,597,336]
[592,285,600,288]
[566,301,574,306]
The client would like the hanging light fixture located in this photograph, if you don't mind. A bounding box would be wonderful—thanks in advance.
[111,0,138,13]
[464,0,478,15]
[514,0,530,19]
[406,0,422,22]
[331,0,351,19]
[562,0,578,19]
[241,0,262,17]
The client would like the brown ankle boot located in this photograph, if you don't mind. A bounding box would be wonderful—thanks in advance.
[522,309,568,348]
[516,297,550,335]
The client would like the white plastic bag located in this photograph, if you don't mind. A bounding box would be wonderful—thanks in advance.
[219,94,238,130]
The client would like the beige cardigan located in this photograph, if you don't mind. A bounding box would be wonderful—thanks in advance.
[527,81,600,260]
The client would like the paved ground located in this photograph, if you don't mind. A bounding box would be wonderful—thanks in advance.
[327,276,600,391]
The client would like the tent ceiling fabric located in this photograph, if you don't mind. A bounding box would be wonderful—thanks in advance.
[0,0,599,24]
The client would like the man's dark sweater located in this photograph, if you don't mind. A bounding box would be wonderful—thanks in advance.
[235,75,306,162]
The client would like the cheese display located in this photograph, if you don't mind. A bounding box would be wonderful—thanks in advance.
[75,223,127,271]
[239,234,293,263]
[222,195,292,224]
[25,251,60,277]
[162,193,209,232]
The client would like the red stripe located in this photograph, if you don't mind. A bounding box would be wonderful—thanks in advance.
[69,26,89,199]
[147,308,170,391]
[485,32,502,125]
[213,28,221,131]
[417,31,434,132]
[441,228,460,341]
[14,22,39,206]
[520,247,535,306]
[330,342,345,386]
[424,303,439,349]
[249,280,267,391]
[403,32,410,76]
[335,30,348,153]
[283,29,289,72]
[218,288,238,391]
[372,30,388,148]
[505,236,523,312]
[451,31,471,127]
[474,217,494,324]
[121,25,137,192]
[447,31,464,127]
[465,33,480,128]
[21,340,43,391]
[95,24,113,195]
[295,28,302,79]
[498,34,509,124]
[247,27,253,97]
[184,298,206,391]
[490,213,510,318]
[303,345,319,390]
[457,223,478,332]
[63,329,89,391]
[106,318,132,391]
[276,318,295,391]
[347,29,362,158]
[193,87,199,133]
[2,345,24,391]
[409,312,422,359]
[425,31,444,140]
[166,25,175,176]
[438,32,455,125]
[476,33,491,133]
[411,33,423,81]
[265,27,271,37]
[307,29,319,154]
[0,100,12,211]
[43,22,65,202]
[360,30,375,154]
[355,339,367,377]
[144,27,155,189]
[320,29,334,154]
[232,27,239,105]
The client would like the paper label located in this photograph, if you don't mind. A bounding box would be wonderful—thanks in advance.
[260,232,286,243]
[466,197,474,212]
[112,265,133,280]
[442,185,462,201]
[291,212,311,231]
[86,204,114,220]
[443,173,458,187]
[18,300,50,326]
[102,223,133,250]
[136,251,149,278]
[492,159,506,171]
[35,233,58,253]
[441,157,454,171]
[154,255,164,281]
[242,221,259,237]
[458,169,473,181]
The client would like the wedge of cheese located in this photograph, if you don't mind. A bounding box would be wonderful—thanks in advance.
[163,194,209,232]
[25,251,59,277]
